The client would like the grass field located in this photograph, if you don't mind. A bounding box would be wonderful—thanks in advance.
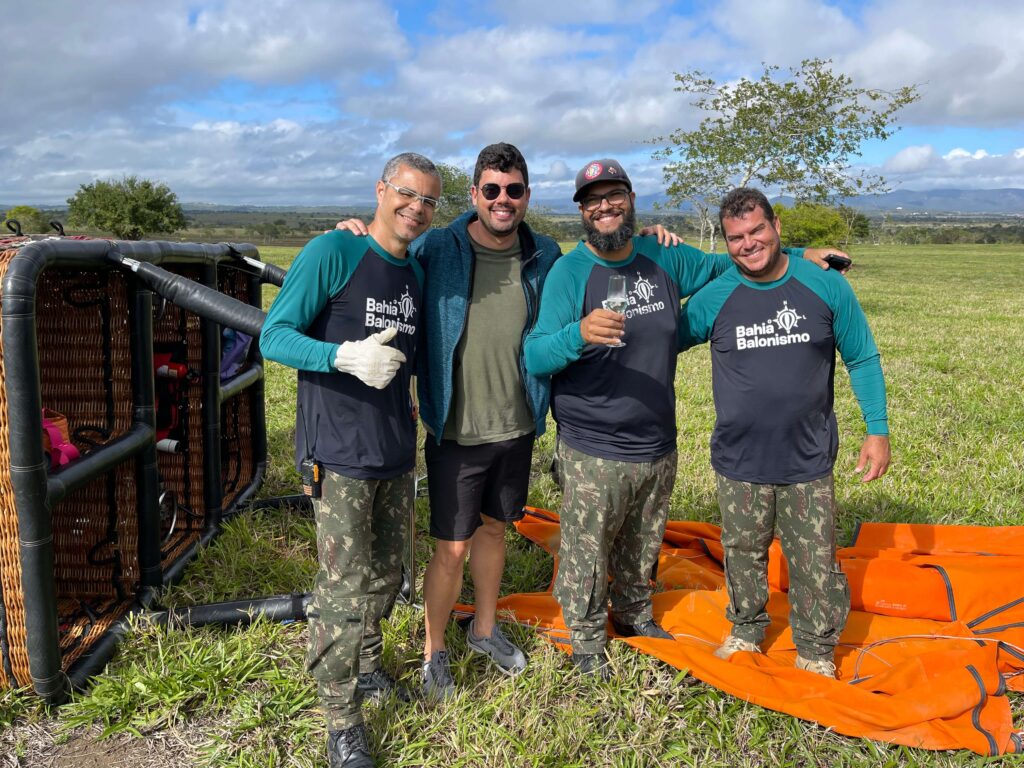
[2,243,1022,767]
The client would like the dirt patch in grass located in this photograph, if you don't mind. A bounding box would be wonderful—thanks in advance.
[2,721,196,768]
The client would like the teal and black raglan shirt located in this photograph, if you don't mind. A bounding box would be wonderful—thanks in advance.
[260,230,423,480]
[678,256,888,485]
[524,237,732,462]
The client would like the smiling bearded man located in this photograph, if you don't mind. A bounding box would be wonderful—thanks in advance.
[524,160,849,677]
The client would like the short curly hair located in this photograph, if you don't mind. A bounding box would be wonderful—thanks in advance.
[473,143,529,187]
[718,187,775,228]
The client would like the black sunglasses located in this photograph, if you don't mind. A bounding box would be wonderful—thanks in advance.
[479,182,526,200]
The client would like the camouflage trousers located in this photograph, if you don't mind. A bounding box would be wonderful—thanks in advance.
[308,468,412,731]
[716,472,850,661]
[554,442,677,655]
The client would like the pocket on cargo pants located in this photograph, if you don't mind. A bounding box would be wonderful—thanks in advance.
[306,599,366,685]
[826,563,851,638]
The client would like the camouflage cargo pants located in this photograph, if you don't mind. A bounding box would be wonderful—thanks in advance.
[554,442,677,655]
[307,468,411,731]
[716,472,850,661]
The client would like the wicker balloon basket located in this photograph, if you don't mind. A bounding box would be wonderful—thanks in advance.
[0,237,269,701]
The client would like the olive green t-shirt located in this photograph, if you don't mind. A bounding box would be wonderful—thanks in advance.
[442,236,535,445]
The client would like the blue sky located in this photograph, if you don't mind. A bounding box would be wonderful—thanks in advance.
[2,0,1023,207]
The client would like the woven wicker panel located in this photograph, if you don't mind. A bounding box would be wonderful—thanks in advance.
[37,269,140,677]
[220,391,255,509]
[0,253,263,690]
[56,596,129,662]
[0,246,32,687]
[154,264,256,563]
[218,267,256,510]
[154,266,208,565]
[0,261,144,688]
[37,269,140,588]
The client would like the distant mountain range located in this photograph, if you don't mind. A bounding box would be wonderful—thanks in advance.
[623,188,1024,216]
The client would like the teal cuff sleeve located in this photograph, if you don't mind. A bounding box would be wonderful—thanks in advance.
[848,356,888,435]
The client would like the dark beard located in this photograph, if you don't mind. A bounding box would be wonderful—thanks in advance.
[583,206,636,252]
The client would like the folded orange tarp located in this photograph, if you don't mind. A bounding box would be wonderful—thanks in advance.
[500,508,1024,756]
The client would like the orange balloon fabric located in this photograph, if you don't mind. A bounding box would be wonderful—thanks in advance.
[496,509,1024,756]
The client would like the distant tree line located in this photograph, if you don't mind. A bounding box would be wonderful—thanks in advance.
[876,222,1024,246]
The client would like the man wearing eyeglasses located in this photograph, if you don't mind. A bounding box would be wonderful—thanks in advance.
[261,152,440,768]
[337,144,682,699]
[524,159,845,677]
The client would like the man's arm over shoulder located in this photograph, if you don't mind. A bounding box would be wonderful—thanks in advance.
[677,273,736,352]
[524,257,587,376]
[640,240,730,298]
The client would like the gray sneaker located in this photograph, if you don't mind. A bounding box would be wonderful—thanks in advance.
[422,650,455,701]
[466,619,527,675]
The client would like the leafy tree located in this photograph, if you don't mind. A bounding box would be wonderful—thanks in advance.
[837,205,871,245]
[775,202,846,247]
[524,205,573,241]
[657,193,722,251]
[67,175,186,240]
[653,59,919,250]
[3,205,49,234]
[249,221,283,243]
[432,163,473,228]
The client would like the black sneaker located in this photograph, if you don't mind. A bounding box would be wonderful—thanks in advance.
[327,725,372,768]
[357,668,411,702]
[610,617,673,640]
[570,652,611,681]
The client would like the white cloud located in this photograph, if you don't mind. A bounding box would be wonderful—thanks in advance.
[0,0,405,136]
[500,0,670,25]
[2,0,1024,205]
[707,0,857,65]
[943,148,991,161]
[844,2,1024,126]
[884,146,936,173]
[881,144,1024,190]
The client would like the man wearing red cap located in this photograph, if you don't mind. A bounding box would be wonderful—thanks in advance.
[524,159,844,676]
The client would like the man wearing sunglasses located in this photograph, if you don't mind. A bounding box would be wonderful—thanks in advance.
[336,144,683,699]
[524,159,848,677]
[262,153,440,768]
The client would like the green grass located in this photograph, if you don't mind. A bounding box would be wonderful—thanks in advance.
[2,243,1022,766]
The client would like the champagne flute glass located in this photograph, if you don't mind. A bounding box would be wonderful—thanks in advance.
[601,274,628,347]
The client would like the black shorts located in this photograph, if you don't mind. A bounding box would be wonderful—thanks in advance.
[424,433,534,541]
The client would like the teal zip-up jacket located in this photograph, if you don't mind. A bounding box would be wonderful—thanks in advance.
[412,211,562,442]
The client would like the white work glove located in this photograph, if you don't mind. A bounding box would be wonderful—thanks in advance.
[333,327,406,389]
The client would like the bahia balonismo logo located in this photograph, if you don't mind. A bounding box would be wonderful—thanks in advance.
[365,285,417,335]
[621,272,664,318]
[735,301,810,350]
